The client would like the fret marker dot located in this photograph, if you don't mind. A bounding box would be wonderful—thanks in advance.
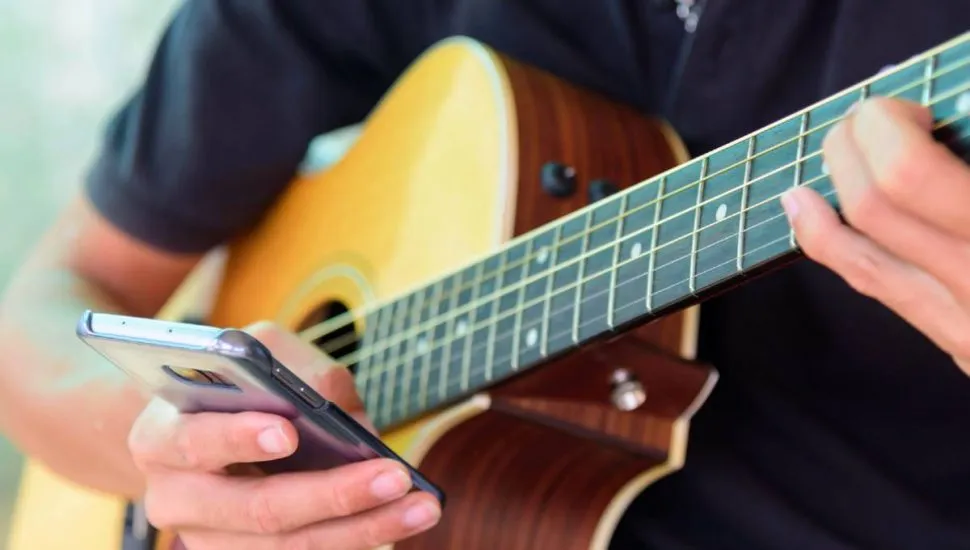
[536,246,550,265]
[455,319,468,337]
[821,162,829,175]
[715,204,728,222]
[416,338,429,354]
[630,242,643,259]
[957,92,970,115]
[525,328,539,348]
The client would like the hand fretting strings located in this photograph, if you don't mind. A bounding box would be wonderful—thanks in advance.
[359,123,968,418]
[309,54,969,366]
[452,117,970,388]
[288,33,967,425]
[367,111,969,426]
[301,49,968,358]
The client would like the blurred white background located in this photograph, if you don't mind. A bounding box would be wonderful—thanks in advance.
[0,0,179,544]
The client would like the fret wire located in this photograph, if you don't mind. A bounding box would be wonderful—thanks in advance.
[366,303,393,418]
[790,113,809,248]
[923,54,938,105]
[437,273,460,401]
[447,122,970,392]
[453,185,853,395]
[540,225,563,355]
[371,117,970,412]
[376,108,970,393]
[509,242,531,370]
[304,47,970,354]
[484,250,508,381]
[416,280,443,410]
[358,110,968,390]
[359,98,969,377]
[397,283,426,419]
[363,311,382,416]
[334,61,970,368]
[515,155,820,344]
[645,176,667,311]
[490,204,829,374]
[354,319,376,415]
[688,157,709,295]
[307,56,970,361]
[606,193,628,328]
[737,136,755,270]
[379,296,410,426]
[571,212,594,343]
[356,73,950,364]
[459,262,484,391]
[392,124,969,401]
[579,188,845,345]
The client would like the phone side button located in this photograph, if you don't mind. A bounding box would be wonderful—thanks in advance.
[296,385,326,408]
[272,366,326,408]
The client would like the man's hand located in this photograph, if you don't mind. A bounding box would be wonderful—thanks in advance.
[128,323,441,550]
[781,96,970,376]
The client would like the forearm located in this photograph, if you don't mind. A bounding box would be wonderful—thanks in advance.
[0,269,148,498]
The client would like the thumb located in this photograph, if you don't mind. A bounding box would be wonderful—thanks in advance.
[243,321,377,434]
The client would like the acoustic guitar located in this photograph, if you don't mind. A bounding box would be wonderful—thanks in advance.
[8,31,969,550]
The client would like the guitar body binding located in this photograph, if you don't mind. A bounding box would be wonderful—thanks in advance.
[9,36,717,550]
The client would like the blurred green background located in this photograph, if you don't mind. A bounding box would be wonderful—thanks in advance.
[0,1,179,545]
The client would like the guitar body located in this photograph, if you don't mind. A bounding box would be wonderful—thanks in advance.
[8,37,717,550]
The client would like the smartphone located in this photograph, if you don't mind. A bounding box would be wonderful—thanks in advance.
[76,310,444,504]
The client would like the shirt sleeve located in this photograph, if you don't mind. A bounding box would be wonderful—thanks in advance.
[85,0,445,254]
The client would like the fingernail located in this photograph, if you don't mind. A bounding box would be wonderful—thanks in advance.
[370,469,410,500]
[780,191,801,222]
[257,425,291,454]
[402,502,440,529]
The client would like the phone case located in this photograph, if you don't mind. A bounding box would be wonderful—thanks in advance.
[77,311,445,504]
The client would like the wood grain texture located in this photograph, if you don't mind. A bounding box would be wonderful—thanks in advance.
[394,51,714,550]
[495,54,696,361]
[7,37,714,550]
[497,54,685,234]
[396,336,715,550]
[398,410,668,550]
[491,336,712,454]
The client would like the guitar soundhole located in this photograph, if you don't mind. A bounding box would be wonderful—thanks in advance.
[298,300,361,374]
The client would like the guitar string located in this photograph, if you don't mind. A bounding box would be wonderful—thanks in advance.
[381,122,968,420]
[388,188,842,418]
[333,80,970,368]
[374,126,970,423]
[301,56,969,356]
[305,49,968,346]
[355,110,970,404]
[324,81,970,366]
[359,110,970,422]
[300,50,969,349]
[434,192,843,402]
[374,123,970,420]
[306,57,968,354]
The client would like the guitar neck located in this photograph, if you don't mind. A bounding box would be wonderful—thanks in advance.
[350,31,970,431]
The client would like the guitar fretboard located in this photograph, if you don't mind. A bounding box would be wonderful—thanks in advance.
[331,32,970,431]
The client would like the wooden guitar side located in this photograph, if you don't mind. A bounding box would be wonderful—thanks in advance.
[7,37,716,550]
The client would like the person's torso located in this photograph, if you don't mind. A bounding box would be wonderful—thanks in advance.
[308,1,970,547]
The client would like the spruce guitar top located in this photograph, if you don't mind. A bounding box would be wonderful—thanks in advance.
[7,30,969,550]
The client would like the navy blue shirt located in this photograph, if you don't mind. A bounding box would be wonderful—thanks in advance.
[86,1,970,548]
